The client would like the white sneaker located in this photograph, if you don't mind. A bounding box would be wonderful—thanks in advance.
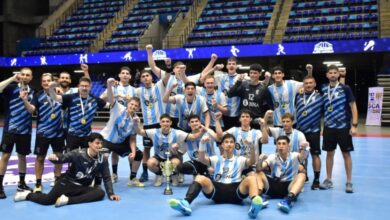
[128,178,145,187]
[171,174,179,186]
[55,195,69,207]
[178,173,184,184]
[14,190,31,202]
[111,173,118,183]
[154,175,163,187]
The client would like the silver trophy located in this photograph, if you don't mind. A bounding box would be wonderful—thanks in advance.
[160,150,175,195]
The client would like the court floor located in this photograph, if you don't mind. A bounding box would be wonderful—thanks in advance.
[0,127,388,220]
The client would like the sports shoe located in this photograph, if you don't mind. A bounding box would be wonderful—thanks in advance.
[111,173,118,183]
[17,182,33,192]
[154,175,163,187]
[178,173,184,184]
[311,180,320,190]
[168,198,192,216]
[14,190,31,202]
[261,194,269,208]
[346,182,354,193]
[128,178,145,187]
[319,179,333,190]
[171,174,179,186]
[55,195,69,207]
[278,198,293,213]
[50,181,55,187]
[139,171,149,182]
[33,185,42,193]
[248,196,263,218]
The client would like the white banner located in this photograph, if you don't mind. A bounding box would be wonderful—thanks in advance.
[366,87,384,126]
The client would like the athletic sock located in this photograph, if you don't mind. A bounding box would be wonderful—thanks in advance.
[184,181,202,204]
[130,172,137,180]
[36,179,42,187]
[142,163,148,172]
[314,171,320,182]
[0,175,4,189]
[287,192,297,202]
[112,164,118,175]
[19,173,26,184]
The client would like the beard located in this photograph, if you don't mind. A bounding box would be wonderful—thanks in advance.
[60,81,70,88]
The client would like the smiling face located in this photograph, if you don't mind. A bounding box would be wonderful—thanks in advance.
[78,80,91,97]
[127,99,140,114]
[226,60,237,74]
[88,138,103,155]
[303,77,316,93]
[189,117,201,131]
[59,72,71,88]
[185,85,196,99]
[160,116,172,132]
[41,74,53,91]
[118,69,131,84]
[272,70,284,84]
[204,77,215,92]
[249,70,261,82]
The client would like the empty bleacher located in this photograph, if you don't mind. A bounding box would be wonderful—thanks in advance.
[184,0,276,47]
[283,0,379,42]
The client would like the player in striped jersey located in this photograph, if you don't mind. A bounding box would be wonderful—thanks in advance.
[20,73,64,193]
[49,77,106,152]
[163,81,210,132]
[295,73,324,190]
[176,115,217,184]
[134,69,170,182]
[133,114,204,187]
[196,75,228,130]
[100,78,144,187]
[168,134,264,218]
[0,68,34,198]
[320,65,358,193]
[257,136,308,213]
[99,66,136,183]
[268,66,308,127]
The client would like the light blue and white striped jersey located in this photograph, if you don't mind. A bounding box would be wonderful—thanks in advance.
[269,127,307,153]
[210,155,247,183]
[175,94,208,131]
[101,84,136,107]
[145,128,188,159]
[62,93,106,137]
[295,91,323,133]
[165,72,200,118]
[321,83,355,129]
[135,80,166,126]
[180,133,216,160]
[196,87,227,127]
[2,84,34,134]
[100,101,138,144]
[224,127,262,158]
[32,90,63,138]
[214,71,241,117]
[268,80,302,126]
[266,152,301,182]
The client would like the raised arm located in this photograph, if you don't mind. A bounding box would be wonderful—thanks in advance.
[106,78,116,105]
[259,117,269,144]
[227,74,244,98]
[20,90,35,114]
[133,117,148,137]
[199,53,218,84]
[0,74,18,93]
[146,44,163,78]
[162,83,177,104]
[48,82,63,103]
[80,64,90,79]
[214,112,224,141]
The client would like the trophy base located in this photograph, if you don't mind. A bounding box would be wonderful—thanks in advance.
[163,188,173,195]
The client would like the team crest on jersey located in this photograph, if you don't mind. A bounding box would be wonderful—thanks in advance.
[235,143,242,150]
[159,143,169,154]
[192,151,199,159]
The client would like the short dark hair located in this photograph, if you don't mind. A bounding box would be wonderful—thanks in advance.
[120,66,131,73]
[221,133,236,143]
[249,64,263,73]
[272,66,285,74]
[128,97,140,105]
[140,69,152,77]
[240,109,252,117]
[160,113,172,121]
[79,76,91,85]
[88,133,104,143]
[276,135,290,144]
[188,114,200,121]
[281,113,294,121]
[303,75,316,81]
[185,81,196,88]
[327,65,339,72]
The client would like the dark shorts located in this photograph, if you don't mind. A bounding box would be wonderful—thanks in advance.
[182,160,209,176]
[265,175,291,198]
[0,132,31,155]
[242,165,256,177]
[152,154,180,162]
[204,181,247,204]
[66,134,89,152]
[103,138,143,160]
[323,127,354,152]
[34,136,65,156]
[304,131,321,155]
[143,124,160,148]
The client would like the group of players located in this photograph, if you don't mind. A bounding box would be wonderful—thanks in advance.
[0,44,358,218]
